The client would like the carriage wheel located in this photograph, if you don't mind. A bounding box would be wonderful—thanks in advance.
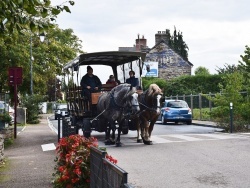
[82,119,91,138]
[161,115,166,125]
[122,128,129,135]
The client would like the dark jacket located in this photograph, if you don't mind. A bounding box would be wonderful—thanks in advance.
[80,74,102,91]
[126,76,139,88]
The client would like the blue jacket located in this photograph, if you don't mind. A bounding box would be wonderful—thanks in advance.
[126,76,139,88]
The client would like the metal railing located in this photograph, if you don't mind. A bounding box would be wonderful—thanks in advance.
[165,91,249,120]
[90,146,132,188]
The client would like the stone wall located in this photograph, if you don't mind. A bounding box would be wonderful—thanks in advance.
[145,42,192,81]
[0,134,4,164]
[0,128,14,164]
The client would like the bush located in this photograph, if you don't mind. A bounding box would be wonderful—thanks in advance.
[192,108,212,121]
[53,135,118,188]
[20,94,45,124]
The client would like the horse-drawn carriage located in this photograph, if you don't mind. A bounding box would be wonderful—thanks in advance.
[63,51,163,146]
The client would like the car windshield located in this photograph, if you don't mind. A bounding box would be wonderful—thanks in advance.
[166,101,188,108]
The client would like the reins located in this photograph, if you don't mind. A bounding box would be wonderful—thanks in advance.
[91,85,138,122]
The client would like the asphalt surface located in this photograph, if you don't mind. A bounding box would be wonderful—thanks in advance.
[0,114,219,188]
[0,114,57,188]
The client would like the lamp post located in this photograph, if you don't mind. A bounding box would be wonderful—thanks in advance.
[30,33,45,95]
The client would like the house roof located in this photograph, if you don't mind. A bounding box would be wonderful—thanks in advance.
[149,39,193,66]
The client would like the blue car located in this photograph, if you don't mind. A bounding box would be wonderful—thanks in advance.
[160,100,192,125]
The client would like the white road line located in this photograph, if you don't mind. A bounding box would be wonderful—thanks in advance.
[17,126,26,135]
[166,134,203,141]
[151,135,180,143]
[47,116,58,134]
[199,133,237,139]
[41,143,56,151]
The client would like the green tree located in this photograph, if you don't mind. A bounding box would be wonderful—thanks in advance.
[216,63,240,74]
[164,74,223,96]
[0,25,83,96]
[194,66,210,76]
[0,0,74,35]
[238,45,250,76]
[167,27,189,61]
[238,45,250,91]
[208,72,248,131]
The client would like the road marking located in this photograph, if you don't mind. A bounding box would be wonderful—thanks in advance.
[17,126,26,135]
[41,143,56,151]
[99,133,250,147]
[47,116,58,134]
[166,134,203,141]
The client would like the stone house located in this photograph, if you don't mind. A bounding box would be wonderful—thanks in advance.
[119,31,193,80]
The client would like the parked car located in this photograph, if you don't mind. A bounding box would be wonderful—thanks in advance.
[54,103,69,120]
[160,100,192,125]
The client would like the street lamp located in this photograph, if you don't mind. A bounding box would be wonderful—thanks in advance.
[30,33,45,95]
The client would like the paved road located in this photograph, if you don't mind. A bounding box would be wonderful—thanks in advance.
[105,133,250,188]
[47,116,250,187]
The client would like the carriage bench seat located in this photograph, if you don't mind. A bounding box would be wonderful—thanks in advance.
[101,84,116,92]
[91,92,102,105]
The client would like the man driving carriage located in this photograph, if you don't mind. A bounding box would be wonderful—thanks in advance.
[80,65,102,100]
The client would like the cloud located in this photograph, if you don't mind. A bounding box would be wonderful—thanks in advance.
[52,0,250,74]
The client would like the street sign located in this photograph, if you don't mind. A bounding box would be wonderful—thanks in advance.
[8,67,23,85]
[8,67,23,139]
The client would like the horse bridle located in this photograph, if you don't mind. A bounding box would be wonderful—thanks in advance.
[139,92,162,112]
[110,87,139,114]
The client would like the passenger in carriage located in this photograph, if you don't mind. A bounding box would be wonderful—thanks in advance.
[126,70,140,89]
[80,65,102,100]
[106,75,118,88]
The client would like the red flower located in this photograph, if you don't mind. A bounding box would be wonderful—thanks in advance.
[86,179,90,183]
[58,166,65,173]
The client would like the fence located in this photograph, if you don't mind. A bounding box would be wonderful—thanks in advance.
[165,91,249,120]
[90,146,132,188]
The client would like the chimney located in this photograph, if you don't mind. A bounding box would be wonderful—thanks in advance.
[155,30,170,44]
[135,34,147,51]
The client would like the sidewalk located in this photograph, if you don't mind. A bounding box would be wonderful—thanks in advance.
[192,119,218,127]
[0,114,57,188]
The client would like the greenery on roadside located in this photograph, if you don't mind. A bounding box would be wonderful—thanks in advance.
[0,112,12,124]
[3,138,13,149]
[0,158,11,182]
[20,94,45,124]
[192,108,212,121]
[206,72,250,132]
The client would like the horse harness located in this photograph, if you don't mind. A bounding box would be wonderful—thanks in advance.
[91,86,137,122]
[138,90,162,122]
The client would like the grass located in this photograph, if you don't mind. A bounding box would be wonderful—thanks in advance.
[0,158,11,183]
[3,138,14,149]
[192,108,213,121]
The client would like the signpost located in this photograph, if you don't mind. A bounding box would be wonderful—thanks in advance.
[8,67,23,139]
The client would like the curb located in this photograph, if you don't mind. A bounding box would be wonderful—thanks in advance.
[192,122,225,130]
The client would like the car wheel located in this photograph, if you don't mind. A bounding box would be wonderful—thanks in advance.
[174,121,178,125]
[187,120,192,125]
[55,114,57,120]
[161,115,166,125]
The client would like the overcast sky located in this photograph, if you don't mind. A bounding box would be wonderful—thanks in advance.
[52,0,250,78]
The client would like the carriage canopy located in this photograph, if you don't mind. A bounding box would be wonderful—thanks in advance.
[63,51,146,80]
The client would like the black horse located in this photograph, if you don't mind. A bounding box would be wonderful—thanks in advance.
[97,84,140,146]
